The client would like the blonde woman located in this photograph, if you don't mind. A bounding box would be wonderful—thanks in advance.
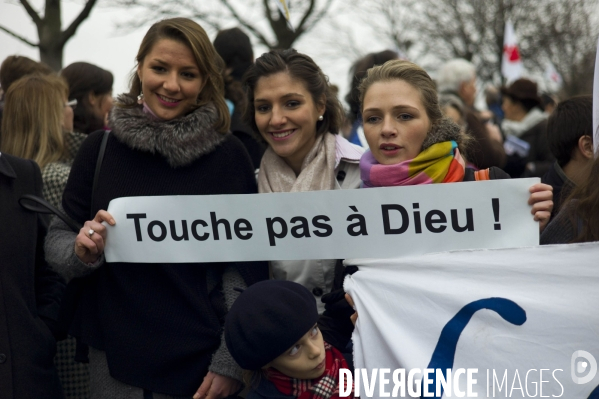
[1,74,72,174]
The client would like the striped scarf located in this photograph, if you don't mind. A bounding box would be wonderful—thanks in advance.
[268,342,353,399]
[360,141,465,187]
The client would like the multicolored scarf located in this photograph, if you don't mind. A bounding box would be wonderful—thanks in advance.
[360,141,465,188]
[268,342,353,399]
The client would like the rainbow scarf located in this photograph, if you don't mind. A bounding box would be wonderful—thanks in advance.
[360,141,465,188]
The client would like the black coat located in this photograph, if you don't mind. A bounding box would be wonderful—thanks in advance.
[0,153,65,399]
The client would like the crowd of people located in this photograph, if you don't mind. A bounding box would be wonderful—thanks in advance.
[0,16,597,399]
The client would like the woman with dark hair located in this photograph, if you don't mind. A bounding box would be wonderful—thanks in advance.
[344,50,398,147]
[60,62,113,134]
[44,18,267,398]
[243,49,363,316]
[213,27,264,168]
[541,153,599,244]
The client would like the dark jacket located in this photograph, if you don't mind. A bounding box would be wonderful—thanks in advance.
[504,120,554,178]
[247,377,295,399]
[44,98,268,395]
[0,153,65,399]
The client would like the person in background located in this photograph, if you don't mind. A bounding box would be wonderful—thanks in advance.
[44,18,267,398]
[484,85,504,125]
[501,78,554,178]
[541,95,594,221]
[541,152,599,245]
[0,74,72,175]
[213,27,265,169]
[0,72,86,398]
[540,92,558,115]
[0,55,54,134]
[61,62,114,134]
[0,152,66,399]
[344,50,398,148]
[438,93,465,128]
[436,59,505,170]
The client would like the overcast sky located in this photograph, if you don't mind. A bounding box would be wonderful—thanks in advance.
[0,1,391,106]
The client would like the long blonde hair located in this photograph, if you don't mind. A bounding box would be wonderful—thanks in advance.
[0,74,69,169]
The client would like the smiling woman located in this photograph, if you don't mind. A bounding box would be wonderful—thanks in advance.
[43,17,267,399]
[242,49,364,323]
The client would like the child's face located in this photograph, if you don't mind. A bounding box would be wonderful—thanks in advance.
[266,324,326,380]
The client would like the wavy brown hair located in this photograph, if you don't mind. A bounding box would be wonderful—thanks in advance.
[124,18,230,134]
[1,74,68,169]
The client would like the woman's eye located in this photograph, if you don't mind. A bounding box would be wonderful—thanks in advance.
[151,66,166,73]
[365,116,380,124]
[399,114,413,121]
[256,105,270,113]
[286,100,300,108]
[288,345,300,356]
[182,72,196,79]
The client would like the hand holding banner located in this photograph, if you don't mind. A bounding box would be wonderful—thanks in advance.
[104,179,539,263]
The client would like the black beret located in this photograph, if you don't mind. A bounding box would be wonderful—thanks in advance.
[225,280,319,370]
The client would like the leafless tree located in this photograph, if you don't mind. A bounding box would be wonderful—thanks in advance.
[355,0,598,96]
[111,0,336,50]
[0,0,98,70]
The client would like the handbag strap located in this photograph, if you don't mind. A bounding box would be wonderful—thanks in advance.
[91,130,110,219]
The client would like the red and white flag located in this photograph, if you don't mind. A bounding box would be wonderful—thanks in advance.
[501,20,523,82]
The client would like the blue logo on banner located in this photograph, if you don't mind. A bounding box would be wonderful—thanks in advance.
[421,298,527,399]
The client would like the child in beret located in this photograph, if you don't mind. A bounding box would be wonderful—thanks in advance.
[225,280,354,399]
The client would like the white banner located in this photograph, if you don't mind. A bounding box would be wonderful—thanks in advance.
[104,179,539,263]
[344,242,599,399]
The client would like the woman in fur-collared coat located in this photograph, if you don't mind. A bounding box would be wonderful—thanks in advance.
[44,18,267,398]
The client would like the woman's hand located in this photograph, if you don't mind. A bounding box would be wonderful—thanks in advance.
[193,371,242,399]
[74,210,115,264]
[528,183,553,233]
[345,293,358,326]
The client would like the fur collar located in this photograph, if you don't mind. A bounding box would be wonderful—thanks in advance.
[108,94,227,168]
[421,117,463,151]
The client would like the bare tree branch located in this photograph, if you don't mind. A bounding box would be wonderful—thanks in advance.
[220,0,272,48]
[0,24,38,46]
[19,0,42,27]
[59,0,98,46]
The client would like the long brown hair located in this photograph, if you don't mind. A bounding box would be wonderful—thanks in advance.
[563,153,599,243]
[0,74,68,169]
[125,18,230,134]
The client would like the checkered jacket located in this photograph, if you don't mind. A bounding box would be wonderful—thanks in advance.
[42,131,87,209]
